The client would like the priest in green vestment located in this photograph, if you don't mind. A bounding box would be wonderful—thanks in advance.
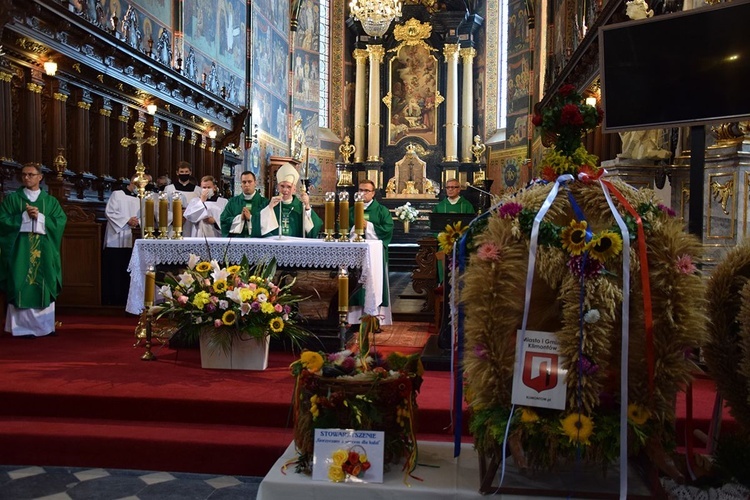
[433,178,475,282]
[0,163,67,337]
[262,163,322,238]
[220,171,271,237]
[348,179,394,324]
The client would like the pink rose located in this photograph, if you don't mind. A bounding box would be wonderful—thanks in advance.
[274,303,283,313]
[177,295,189,305]
[214,319,223,328]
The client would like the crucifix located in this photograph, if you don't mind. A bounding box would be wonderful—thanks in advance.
[120,121,159,233]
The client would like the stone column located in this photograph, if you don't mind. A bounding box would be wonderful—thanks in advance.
[353,48,368,163]
[94,98,112,177]
[0,70,13,161]
[366,44,384,163]
[459,46,476,163]
[443,44,460,163]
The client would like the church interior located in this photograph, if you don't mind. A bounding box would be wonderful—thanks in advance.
[1,0,750,498]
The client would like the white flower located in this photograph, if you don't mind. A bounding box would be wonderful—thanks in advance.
[210,260,221,273]
[187,254,201,270]
[584,309,601,324]
[177,272,195,288]
[395,202,419,222]
[211,268,229,283]
[240,302,252,316]
[225,288,242,304]
[255,293,268,303]
[158,285,173,300]
[218,300,229,310]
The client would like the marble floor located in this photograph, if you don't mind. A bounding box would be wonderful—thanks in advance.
[0,466,262,500]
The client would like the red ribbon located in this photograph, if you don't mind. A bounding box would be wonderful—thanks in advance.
[600,179,655,397]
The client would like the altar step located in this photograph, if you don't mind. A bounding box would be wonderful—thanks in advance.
[388,244,419,273]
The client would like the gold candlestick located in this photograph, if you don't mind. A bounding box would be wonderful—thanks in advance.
[141,265,157,360]
[324,192,335,241]
[158,193,169,239]
[338,191,350,242]
[144,196,155,239]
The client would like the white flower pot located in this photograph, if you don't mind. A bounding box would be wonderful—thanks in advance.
[199,331,270,370]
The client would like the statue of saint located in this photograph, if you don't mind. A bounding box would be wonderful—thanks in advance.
[618,130,671,160]
[291,118,306,161]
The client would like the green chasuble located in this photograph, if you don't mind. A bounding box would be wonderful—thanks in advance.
[433,196,475,214]
[264,196,323,238]
[220,193,269,237]
[350,199,393,307]
[0,187,67,309]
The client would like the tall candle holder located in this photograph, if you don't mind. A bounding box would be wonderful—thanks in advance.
[324,192,336,241]
[143,194,155,239]
[338,267,349,349]
[142,265,156,361]
[158,192,169,239]
[338,191,350,242]
[171,192,183,239]
[353,192,365,242]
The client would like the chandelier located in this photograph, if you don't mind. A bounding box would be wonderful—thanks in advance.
[349,0,403,37]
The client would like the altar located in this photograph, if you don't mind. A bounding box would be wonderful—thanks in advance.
[126,237,385,319]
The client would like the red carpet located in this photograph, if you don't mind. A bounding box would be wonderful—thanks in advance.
[0,314,735,476]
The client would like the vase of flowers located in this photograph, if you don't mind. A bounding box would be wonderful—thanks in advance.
[394,202,419,233]
[154,254,309,370]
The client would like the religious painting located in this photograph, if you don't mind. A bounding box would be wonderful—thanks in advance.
[292,49,320,110]
[293,108,320,150]
[252,22,288,102]
[253,85,288,144]
[129,0,170,28]
[506,113,528,148]
[489,147,528,194]
[387,44,439,146]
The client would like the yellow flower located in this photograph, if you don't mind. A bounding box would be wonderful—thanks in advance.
[332,449,348,466]
[213,279,228,293]
[221,310,236,326]
[195,261,212,273]
[586,230,623,262]
[261,302,275,314]
[269,317,284,333]
[254,287,269,299]
[227,265,241,275]
[359,453,368,463]
[310,404,319,419]
[328,465,346,482]
[627,404,650,426]
[239,288,254,302]
[437,221,466,254]
[192,291,211,309]
[561,220,589,256]
[560,413,594,445]
[520,408,540,424]
[299,351,323,372]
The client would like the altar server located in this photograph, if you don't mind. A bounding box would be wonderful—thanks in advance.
[0,163,67,337]
[262,163,322,238]
[221,171,271,237]
[184,176,228,238]
[164,161,201,235]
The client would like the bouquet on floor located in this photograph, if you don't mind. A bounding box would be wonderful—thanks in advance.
[153,254,310,352]
[290,316,423,476]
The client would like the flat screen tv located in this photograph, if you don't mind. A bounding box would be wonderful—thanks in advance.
[599,0,750,132]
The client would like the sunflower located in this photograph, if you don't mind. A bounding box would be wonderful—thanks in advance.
[586,230,623,262]
[226,265,241,275]
[299,350,323,371]
[520,408,540,424]
[560,413,594,445]
[212,279,228,293]
[221,310,236,326]
[254,287,269,299]
[561,220,589,256]
[195,261,212,273]
[437,221,467,253]
[269,317,285,333]
[627,404,650,426]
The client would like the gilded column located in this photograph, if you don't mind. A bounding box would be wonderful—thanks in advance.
[366,44,384,163]
[93,98,112,177]
[459,47,476,163]
[443,44,460,162]
[24,76,44,164]
[0,71,13,161]
[114,106,131,180]
[72,89,93,172]
[353,48,368,163]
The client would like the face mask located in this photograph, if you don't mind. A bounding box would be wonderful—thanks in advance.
[145,183,156,192]
[178,174,190,182]
[204,188,215,198]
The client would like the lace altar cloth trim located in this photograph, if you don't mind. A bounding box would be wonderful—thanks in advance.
[126,237,382,315]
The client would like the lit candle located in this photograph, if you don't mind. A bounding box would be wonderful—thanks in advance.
[339,199,349,233]
[172,196,182,229]
[159,195,168,228]
[354,199,364,233]
[338,270,348,312]
[325,198,335,233]
[144,197,154,229]
[144,269,155,306]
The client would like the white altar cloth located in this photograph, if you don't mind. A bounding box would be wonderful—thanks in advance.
[126,237,384,318]
[257,441,482,500]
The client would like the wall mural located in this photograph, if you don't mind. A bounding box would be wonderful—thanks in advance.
[252,8,289,143]
[292,3,321,152]
[254,85,288,145]
[388,44,439,146]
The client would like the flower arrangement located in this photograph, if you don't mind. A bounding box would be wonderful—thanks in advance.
[327,446,372,482]
[437,220,469,254]
[394,202,419,223]
[290,318,423,476]
[154,254,310,352]
[459,180,706,473]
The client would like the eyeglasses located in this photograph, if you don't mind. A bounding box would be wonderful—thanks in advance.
[358,189,373,193]
[21,173,41,177]
[446,185,460,189]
